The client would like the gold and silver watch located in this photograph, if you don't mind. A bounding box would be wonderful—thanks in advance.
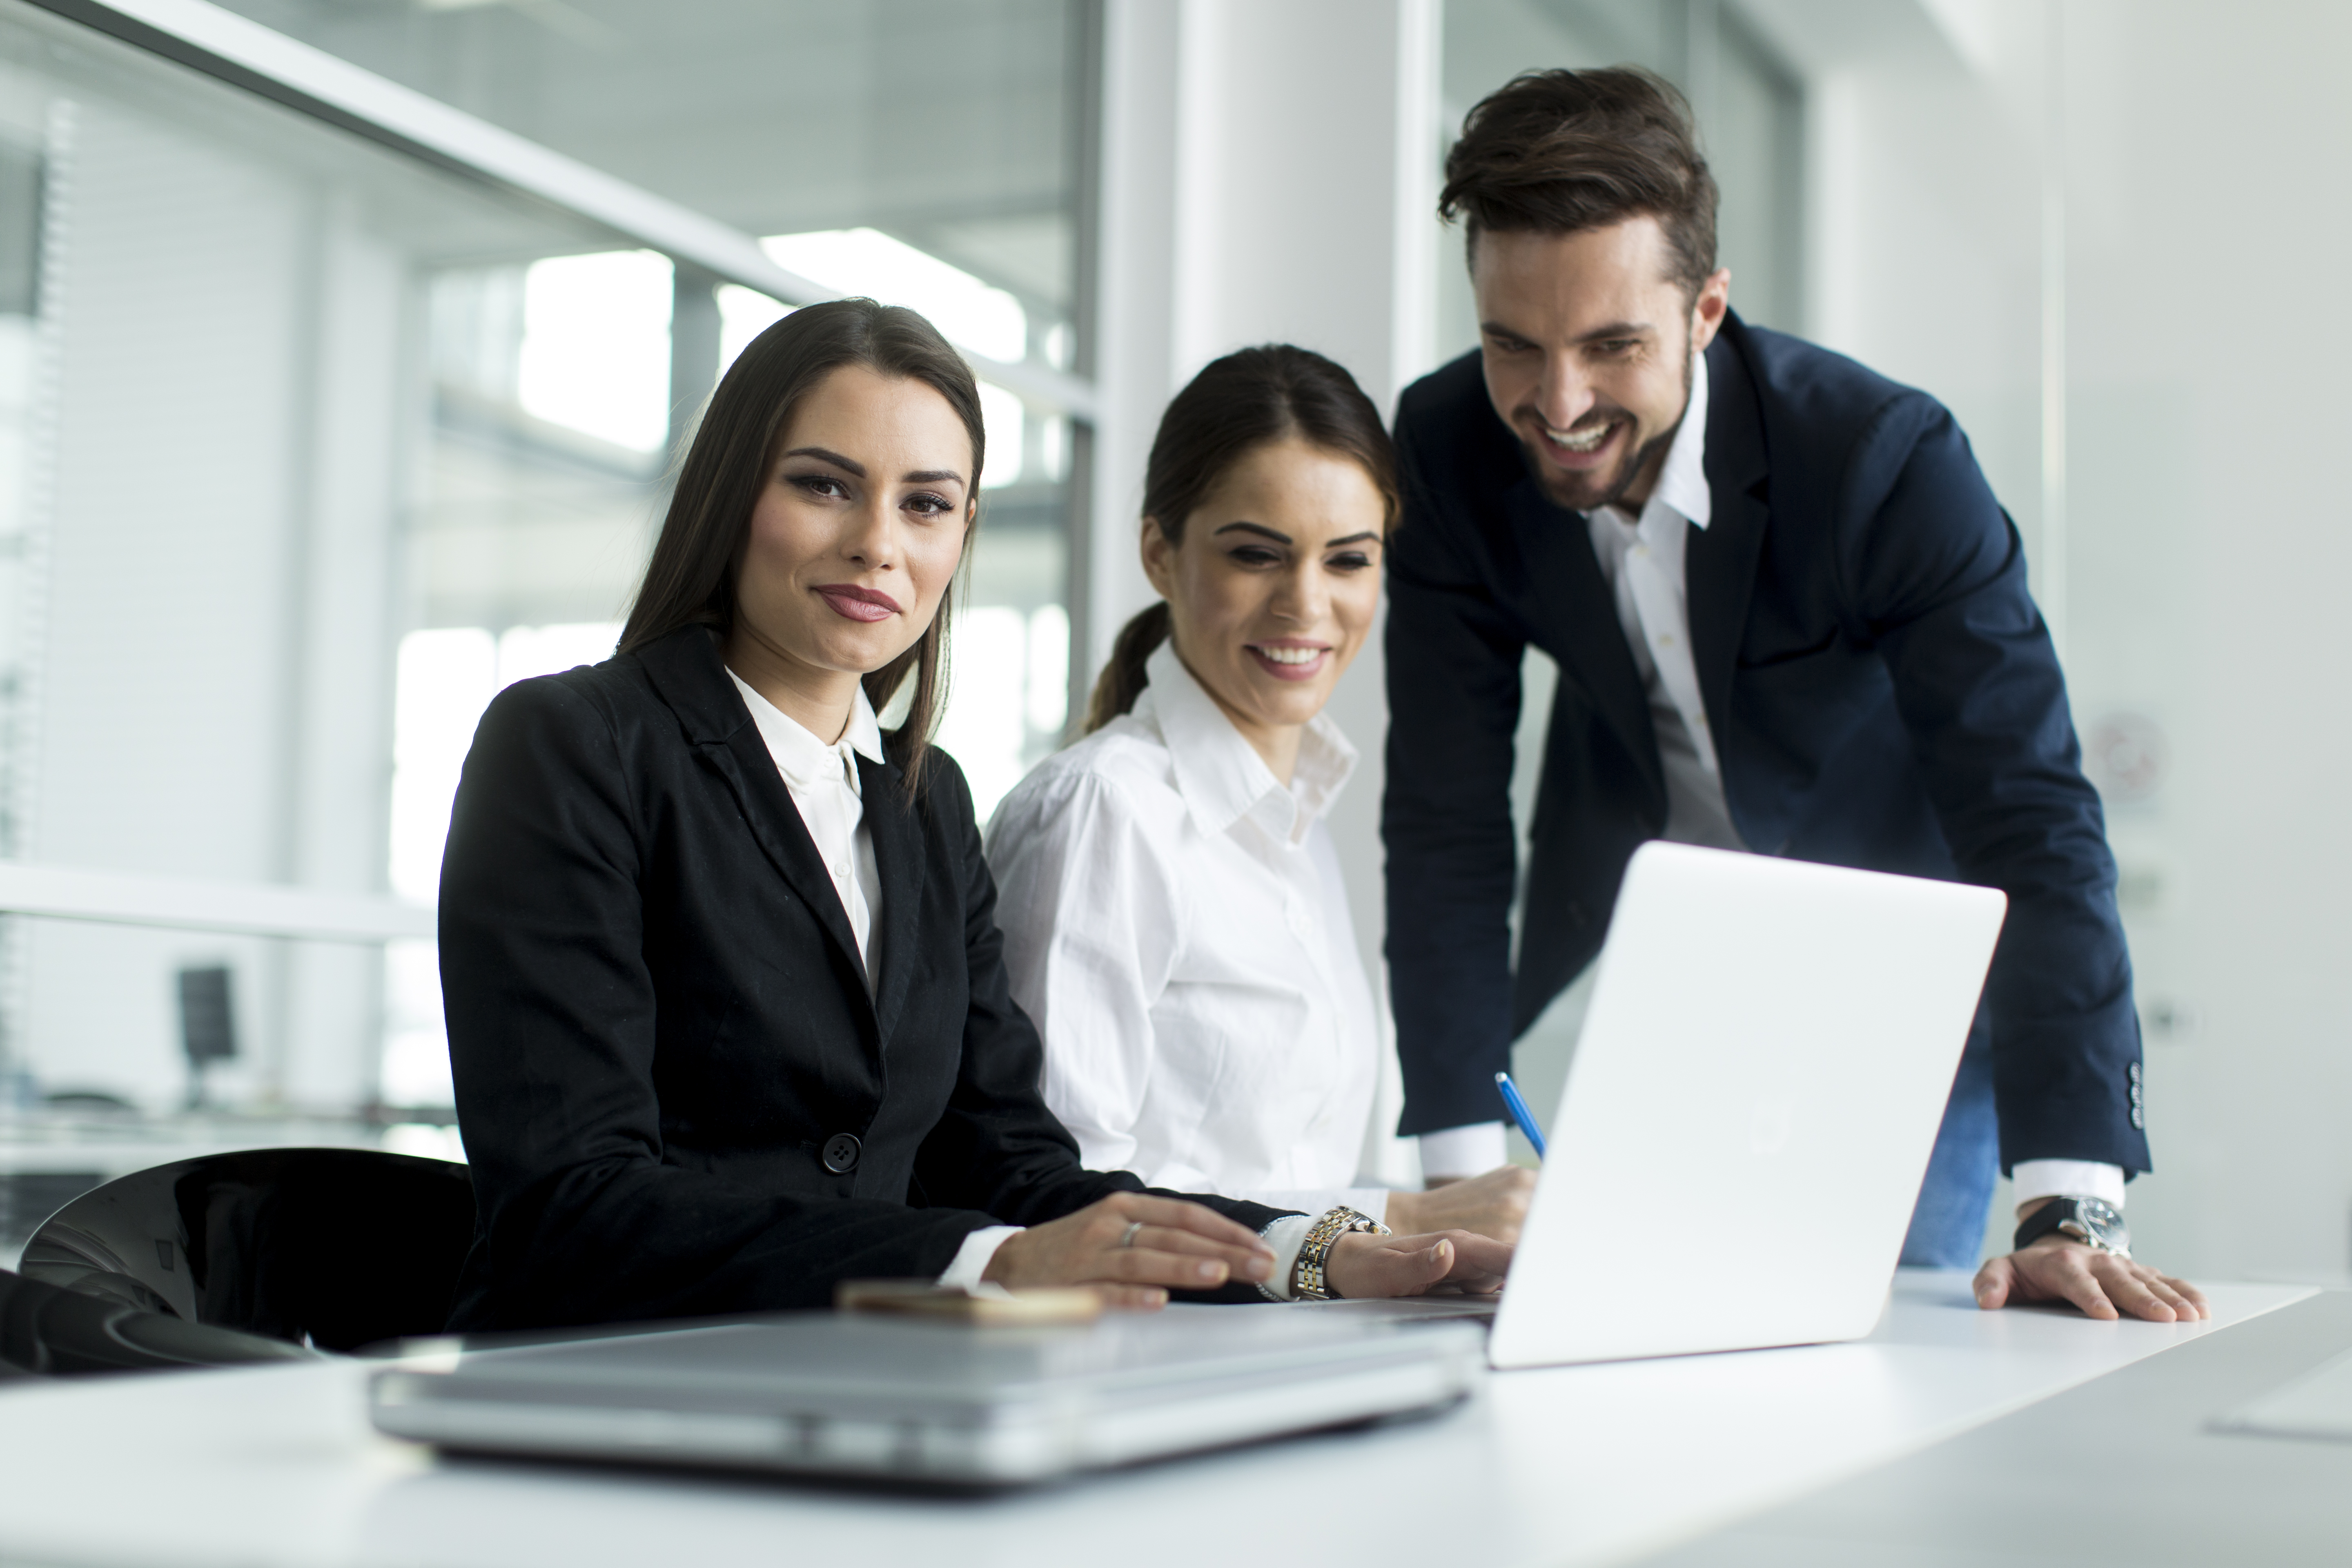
[1288,1206,1391,1301]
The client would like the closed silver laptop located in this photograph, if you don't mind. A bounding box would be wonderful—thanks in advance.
[370,1307,1483,1485]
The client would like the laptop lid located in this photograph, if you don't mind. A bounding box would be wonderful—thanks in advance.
[1487,842,2005,1370]
[371,1307,1484,1485]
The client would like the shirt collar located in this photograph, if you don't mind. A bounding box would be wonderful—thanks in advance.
[1134,637,1357,844]
[1649,347,1712,530]
[726,669,885,795]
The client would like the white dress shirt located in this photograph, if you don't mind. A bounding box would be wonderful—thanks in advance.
[986,640,1390,1294]
[1418,354,2125,1216]
[728,670,885,984]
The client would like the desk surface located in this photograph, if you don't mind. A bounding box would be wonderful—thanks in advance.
[0,1275,2322,1568]
[1647,1286,2352,1566]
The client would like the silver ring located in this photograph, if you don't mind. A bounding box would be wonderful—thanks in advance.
[1118,1220,1145,1250]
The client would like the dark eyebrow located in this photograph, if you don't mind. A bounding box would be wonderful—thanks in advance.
[1213,521,1292,544]
[1574,321,1655,343]
[781,445,864,477]
[1325,531,1382,548]
[902,469,966,487]
[1479,320,1656,345]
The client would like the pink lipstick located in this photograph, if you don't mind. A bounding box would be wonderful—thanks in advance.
[816,584,901,624]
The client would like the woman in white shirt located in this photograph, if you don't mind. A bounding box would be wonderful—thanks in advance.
[986,345,1530,1250]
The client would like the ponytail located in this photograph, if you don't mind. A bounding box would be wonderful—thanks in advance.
[1084,601,1172,734]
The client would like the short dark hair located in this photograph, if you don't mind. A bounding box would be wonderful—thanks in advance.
[1084,345,1398,735]
[619,297,983,794]
[1439,67,1718,297]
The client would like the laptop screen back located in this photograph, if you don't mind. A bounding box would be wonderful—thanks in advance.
[1488,842,2006,1369]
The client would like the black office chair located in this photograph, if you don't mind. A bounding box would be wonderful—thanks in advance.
[0,1265,312,1377]
[15,1147,476,1372]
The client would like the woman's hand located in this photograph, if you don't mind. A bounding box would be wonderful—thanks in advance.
[982,1193,1277,1309]
[1322,1229,1512,1300]
[1382,1165,1537,1243]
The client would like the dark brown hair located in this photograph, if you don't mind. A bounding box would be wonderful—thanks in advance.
[1084,345,1397,734]
[619,297,983,793]
[1439,67,1718,298]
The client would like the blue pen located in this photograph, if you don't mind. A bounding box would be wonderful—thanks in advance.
[1494,1071,1548,1159]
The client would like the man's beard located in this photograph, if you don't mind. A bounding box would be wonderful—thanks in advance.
[1520,350,1693,514]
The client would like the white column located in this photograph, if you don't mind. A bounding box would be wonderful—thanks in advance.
[1093,0,1440,1171]
[276,198,405,1110]
[1094,0,1439,672]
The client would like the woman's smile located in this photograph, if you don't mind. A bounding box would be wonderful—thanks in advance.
[1142,436,1387,784]
[1244,638,1331,681]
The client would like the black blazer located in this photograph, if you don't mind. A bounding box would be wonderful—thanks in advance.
[441,625,1287,1333]
[1383,314,2149,1176]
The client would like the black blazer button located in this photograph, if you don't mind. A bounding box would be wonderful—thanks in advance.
[822,1133,862,1174]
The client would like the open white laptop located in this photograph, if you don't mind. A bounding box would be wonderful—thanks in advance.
[1321,841,2006,1370]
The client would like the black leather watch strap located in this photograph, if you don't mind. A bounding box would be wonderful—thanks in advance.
[2013,1198,2078,1252]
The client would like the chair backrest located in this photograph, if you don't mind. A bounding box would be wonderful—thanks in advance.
[0,1266,315,1376]
[20,1147,476,1353]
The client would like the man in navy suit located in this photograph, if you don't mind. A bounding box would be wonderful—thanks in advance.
[1384,67,2203,1319]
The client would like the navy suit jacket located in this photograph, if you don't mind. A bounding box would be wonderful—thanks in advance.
[1382,314,2149,1175]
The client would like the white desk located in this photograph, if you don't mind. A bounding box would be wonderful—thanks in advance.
[0,1274,2318,1568]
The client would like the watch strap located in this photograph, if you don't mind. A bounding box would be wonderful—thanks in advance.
[2013,1198,2080,1253]
[1290,1206,1388,1301]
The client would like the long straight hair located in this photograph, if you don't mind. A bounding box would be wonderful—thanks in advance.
[620,298,984,794]
[1084,344,1399,733]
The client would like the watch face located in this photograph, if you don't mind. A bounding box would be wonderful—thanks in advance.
[2066,1198,2129,1252]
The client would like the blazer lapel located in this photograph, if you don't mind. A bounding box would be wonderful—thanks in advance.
[859,752,927,1044]
[1510,476,1664,807]
[638,626,872,997]
[704,730,869,985]
[1687,326,1773,753]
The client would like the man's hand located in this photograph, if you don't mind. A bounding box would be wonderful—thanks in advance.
[1973,1238,2209,1322]
[1384,1165,1536,1243]
[1322,1228,1512,1299]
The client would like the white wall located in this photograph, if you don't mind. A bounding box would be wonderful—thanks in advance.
[2055,0,2352,1282]
[25,98,307,1107]
[16,91,402,1112]
[1740,0,2352,1281]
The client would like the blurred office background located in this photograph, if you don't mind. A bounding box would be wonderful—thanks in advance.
[0,0,2339,1290]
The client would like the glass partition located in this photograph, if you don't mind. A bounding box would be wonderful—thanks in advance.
[0,0,634,1127]
[0,0,1097,1131]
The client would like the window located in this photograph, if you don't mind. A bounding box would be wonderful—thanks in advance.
[0,0,1101,1120]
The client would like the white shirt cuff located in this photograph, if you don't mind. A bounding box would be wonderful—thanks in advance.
[935,1225,1025,1292]
[1417,1122,1507,1179]
[2011,1160,2127,1210]
[1255,1214,1315,1301]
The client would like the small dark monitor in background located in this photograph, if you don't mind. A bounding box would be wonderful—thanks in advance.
[176,964,236,1108]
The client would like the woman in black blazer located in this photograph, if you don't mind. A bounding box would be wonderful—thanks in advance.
[441,300,1508,1332]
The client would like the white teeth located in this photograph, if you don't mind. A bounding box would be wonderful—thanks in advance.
[1253,646,1323,665]
[1545,421,1613,452]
